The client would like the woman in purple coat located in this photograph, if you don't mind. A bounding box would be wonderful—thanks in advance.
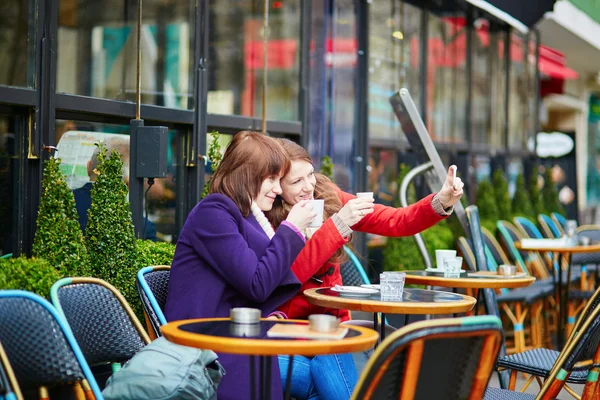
[165,131,316,400]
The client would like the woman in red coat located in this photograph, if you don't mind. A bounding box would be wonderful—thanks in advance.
[266,139,464,321]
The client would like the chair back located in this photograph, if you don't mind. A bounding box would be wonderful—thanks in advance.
[456,237,477,272]
[551,212,567,233]
[0,290,102,398]
[351,316,503,400]
[136,266,171,337]
[0,254,11,259]
[513,217,544,239]
[481,227,511,267]
[341,246,370,286]
[0,341,23,400]
[51,278,150,367]
[496,220,550,278]
[538,214,562,238]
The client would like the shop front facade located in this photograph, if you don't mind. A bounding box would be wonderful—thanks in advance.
[0,0,548,256]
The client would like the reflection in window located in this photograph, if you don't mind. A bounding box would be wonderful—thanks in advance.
[368,0,421,141]
[57,0,194,109]
[490,28,507,149]
[368,148,398,207]
[0,0,34,87]
[0,116,22,255]
[471,19,490,145]
[208,0,300,120]
[55,120,178,243]
[426,7,467,144]
[508,32,533,150]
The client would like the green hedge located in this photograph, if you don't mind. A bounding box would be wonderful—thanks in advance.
[0,257,62,298]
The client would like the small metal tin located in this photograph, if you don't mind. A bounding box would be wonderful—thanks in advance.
[497,264,517,276]
[230,307,261,324]
[308,314,340,333]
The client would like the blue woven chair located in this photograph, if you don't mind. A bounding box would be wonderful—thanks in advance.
[486,285,600,399]
[136,265,171,338]
[551,212,566,235]
[0,254,11,260]
[0,290,103,399]
[538,214,562,239]
[0,340,23,400]
[50,278,151,372]
[351,316,504,400]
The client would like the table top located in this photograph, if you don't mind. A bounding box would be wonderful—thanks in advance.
[516,241,600,254]
[303,288,476,314]
[402,270,536,289]
[161,318,379,356]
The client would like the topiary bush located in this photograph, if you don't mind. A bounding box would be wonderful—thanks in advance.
[320,156,334,181]
[475,179,498,233]
[0,257,62,298]
[512,173,535,219]
[32,157,90,277]
[202,130,223,198]
[492,168,512,220]
[529,167,544,216]
[542,168,564,215]
[85,144,139,315]
[136,239,176,269]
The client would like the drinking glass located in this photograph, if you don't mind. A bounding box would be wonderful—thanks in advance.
[379,272,405,301]
[443,257,463,278]
[565,220,577,247]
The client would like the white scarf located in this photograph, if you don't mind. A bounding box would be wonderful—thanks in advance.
[251,201,275,239]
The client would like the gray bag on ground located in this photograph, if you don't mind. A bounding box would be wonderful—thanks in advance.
[102,337,225,400]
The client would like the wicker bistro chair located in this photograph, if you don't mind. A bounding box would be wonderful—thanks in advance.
[340,246,370,286]
[136,265,171,338]
[494,283,600,396]
[0,290,103,399]
[467,207,550,356]
[351,315,504,400]
[486,288,600,400]
[0,340,23,400]
[50,278,151,373]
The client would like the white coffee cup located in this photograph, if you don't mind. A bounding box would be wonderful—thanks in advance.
[356,192,374,199]
[435,249,457,271]
[309,199,324,228]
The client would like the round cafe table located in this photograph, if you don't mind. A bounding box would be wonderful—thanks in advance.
[161,318,378,400]
[303,287,476,341]
[401,270,536,290]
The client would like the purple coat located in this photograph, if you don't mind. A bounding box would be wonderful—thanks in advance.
[165,194,303,400]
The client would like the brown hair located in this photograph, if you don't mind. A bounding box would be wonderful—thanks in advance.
[210,131,290,217]
[266,139,347,262]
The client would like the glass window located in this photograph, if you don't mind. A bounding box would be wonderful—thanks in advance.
[426,8,467,144]
[57,0,195,109]
[490,27,507,149]
[471,19,490,145]
[368,0,421,141]
[368,148,398,206]
[208,0,300,120]
[508,31,530,150]
[0,115,24,255]
[55,119,179,243]
[587,95,600,207]
[0,0,35,87]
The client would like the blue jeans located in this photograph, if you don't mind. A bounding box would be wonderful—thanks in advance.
[278,353,358,400]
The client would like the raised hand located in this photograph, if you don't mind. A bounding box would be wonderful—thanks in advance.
[437,165,464,209]
[337,197,375,227]
[285,200,317,231]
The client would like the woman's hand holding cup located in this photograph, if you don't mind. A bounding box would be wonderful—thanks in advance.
[285,200,317,231]
[337,196,375,227]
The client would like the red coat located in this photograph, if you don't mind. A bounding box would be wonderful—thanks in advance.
[277,188,447,321]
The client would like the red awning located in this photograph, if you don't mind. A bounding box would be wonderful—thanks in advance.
[537,45,579,80]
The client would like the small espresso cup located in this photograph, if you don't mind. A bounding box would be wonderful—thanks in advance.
[435,249,457,271]
[309,314,340,333]
[308,199,325,228]
[356,192,374,199]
